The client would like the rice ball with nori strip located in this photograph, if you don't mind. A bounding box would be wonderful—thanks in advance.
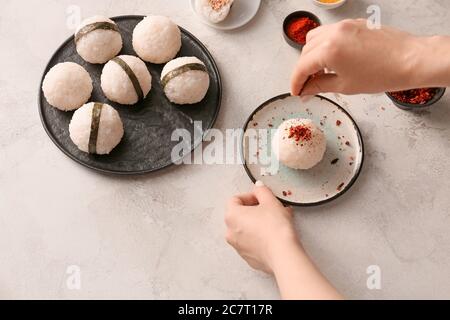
[272,118,327,170]
[75,15,122,64]
[101,55,152,105]
[69,102,124,155]
[132,16,181,64]
[161,57,210,105]
[42,62,93,111]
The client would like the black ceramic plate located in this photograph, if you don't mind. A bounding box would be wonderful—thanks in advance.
[38,15,222,175]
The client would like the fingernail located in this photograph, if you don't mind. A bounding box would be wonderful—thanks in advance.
[300,95,312,103]
[255,180,265,187]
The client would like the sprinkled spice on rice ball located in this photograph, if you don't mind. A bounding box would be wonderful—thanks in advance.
[132,16,181,64]
[272,118,327,170]
[69,102,124,155]
[161,56,210,105]
[42,62,93,111]
[75,15,123,64]
[196,0,235,24]
[101,55,152,105]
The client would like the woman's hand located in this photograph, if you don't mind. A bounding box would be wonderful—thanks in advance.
[291,19,449,96]
[225,181,298,274]
[225,182,343,300]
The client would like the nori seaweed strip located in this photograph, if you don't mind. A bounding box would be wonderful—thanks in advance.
[111,57,144,101]
[88,103,103,154]
[75,22,119,44]
[161,63,208,89]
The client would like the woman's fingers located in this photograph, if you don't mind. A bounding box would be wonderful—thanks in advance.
[229,193,259,207]
[290,51,327,96]
[253,182,281,206]
[300,73,342,96]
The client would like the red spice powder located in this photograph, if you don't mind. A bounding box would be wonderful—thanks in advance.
[389,88,437,105]
[288,125,312,142]
[286,17,319,44]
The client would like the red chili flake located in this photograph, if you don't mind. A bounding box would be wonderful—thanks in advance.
[349,162,353,166]
[336,120,342,126]
[381,107,386,111]
[337,183,345,191]
[268,124,273,127]
[331,158,339,165]
[253,122,258,127]
[388,88,438,105]
[282,191,287,196]
[325,194,329,197]
[288,125,312,142]
[287,190,292,196]
[286,17,319,45]
[345,141,351,146]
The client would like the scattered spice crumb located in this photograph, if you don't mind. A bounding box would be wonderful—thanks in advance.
[325,194,329,198]
[349,162,353,166]
[287,190,292,196]
[336,120,342,126]
[268,124,273,127]
[337,182,345,191]
[345,141,351,146]
[253,123,258,127]
[282,191,287,196]
[381,107,386,111]
[331,158,339,165]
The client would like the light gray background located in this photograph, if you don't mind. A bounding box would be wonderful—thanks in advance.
[1,0,449,299]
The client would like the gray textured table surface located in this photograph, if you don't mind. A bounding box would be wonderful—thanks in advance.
[0,0,449,299]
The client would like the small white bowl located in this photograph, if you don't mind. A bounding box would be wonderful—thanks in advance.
[312,0,347,10]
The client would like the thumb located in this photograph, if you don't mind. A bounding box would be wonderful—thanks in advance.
[253,181,280,205]
[301,73,342,96]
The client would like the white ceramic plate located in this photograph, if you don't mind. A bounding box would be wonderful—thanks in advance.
[242,94,364,206]
[190,0,261,30]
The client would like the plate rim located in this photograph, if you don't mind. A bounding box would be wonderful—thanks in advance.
[189,0,262,30]
[241,93,365,207]
[38,14,222,176]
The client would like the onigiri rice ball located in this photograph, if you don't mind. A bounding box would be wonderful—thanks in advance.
[69,102,124,155]
[161,56,210,105]
[132,16,181,64]
[42,62,93,111]
[75,15,123,64]
[272,118,326,170]
[196,0,234,24]
[101,55,152,105]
